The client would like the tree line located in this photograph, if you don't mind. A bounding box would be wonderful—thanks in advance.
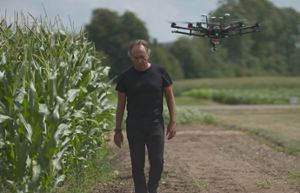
[85,0,300,79]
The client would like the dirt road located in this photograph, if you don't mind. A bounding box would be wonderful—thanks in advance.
[91,124,300,193]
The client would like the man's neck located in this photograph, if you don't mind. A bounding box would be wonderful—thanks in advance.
[134,63,151,71]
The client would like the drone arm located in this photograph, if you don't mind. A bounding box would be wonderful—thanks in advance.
[226,23,260,37]
[241,26,259,31]
[171,23,207,31]
[171,25,191,31]
[172,30,206,37]
[240,22,260,31]
[227,29,259,37]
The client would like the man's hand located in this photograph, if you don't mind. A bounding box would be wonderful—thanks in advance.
[114,131,124,148]
[166,121,176,140]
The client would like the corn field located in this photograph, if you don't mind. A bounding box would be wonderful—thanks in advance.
[0,15,114,192]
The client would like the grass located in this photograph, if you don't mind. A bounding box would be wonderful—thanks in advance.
[197,105,300,156]
[182,88,300,104]
[255,180,271,189]
[174,77,300,105]
[173,76,300,155]
[164,105,216,125]
[174,76,300,95]
[284,170,300,186]
[175,96,216,106]
[55,145,115,193]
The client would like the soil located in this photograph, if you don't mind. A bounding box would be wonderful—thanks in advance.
[91,124,300,193]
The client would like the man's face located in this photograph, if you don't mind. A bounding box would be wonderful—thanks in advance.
[129,45,149,67]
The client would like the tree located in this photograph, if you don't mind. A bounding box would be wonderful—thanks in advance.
[169,38,209,78]
[150,44,184,79]
[214,0,300,76]
[85,9,149,78]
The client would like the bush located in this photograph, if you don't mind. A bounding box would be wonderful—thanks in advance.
[182,88,300,105]
[164,106,216,125]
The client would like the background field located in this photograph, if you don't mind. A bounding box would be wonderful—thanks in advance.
[173,77,300,156]
[174,77,300,105]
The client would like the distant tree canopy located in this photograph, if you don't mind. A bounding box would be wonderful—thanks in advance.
[150,43,184,79]
[85,0,300,79]
[85,9,149,78]
[214,0,300,76]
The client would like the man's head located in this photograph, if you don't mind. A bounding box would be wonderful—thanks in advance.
[128,39,151,70]
[128,39,151,57]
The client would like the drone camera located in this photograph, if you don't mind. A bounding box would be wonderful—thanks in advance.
[188,23,193,28]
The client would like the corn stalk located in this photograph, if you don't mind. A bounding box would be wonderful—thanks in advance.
[0,15,113,192]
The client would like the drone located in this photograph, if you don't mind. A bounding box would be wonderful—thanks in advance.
[171,13,260,51]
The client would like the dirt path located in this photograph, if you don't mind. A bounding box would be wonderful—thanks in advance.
[91,124,300,193]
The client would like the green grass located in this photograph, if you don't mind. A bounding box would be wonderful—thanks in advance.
[55,145,115,193]
[198,106,300,156]
[174,77,300,105]
[173,77,300,155]
[165,106,216,125]
[182,88,300,104]
[174,77,300,94]
[175,96,216,106]
[284,170,300,186]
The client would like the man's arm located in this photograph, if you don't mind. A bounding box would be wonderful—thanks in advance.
[164,85,176,140]
[114,91,126,148]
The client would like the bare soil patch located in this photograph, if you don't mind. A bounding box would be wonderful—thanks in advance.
[91,124,300,193]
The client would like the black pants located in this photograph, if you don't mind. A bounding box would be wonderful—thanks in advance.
[127,133,164,193]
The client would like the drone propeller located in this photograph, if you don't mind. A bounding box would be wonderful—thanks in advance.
[169,21,206,24]
[170,21,207,29]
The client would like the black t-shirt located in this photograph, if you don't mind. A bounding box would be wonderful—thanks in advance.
[116,64,172,137]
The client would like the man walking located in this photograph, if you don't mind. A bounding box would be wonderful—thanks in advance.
[114,39,176,193]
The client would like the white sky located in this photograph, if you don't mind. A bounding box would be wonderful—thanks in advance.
[0,0,300,43]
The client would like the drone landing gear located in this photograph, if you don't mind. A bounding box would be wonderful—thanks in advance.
[211,46,217,52]
[210,38,220,52]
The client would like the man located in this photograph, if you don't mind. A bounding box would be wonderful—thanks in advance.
[114,39,176,193]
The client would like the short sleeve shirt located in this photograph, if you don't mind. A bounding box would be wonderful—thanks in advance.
[116,64,172,137]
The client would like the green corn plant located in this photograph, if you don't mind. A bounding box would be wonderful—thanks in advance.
[0,14,114,192]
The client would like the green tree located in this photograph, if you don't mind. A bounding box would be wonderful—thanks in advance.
[150,44,184,79]
[169,37,233,78]
[85,9,149,79]
[215,0,300,76]
[169,38,205,78]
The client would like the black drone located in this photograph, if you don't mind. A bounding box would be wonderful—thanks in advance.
[171,13,260,51]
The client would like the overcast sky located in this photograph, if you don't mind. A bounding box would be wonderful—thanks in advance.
[1,0,300,42]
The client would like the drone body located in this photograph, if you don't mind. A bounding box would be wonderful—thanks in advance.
[171,14,260,51]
